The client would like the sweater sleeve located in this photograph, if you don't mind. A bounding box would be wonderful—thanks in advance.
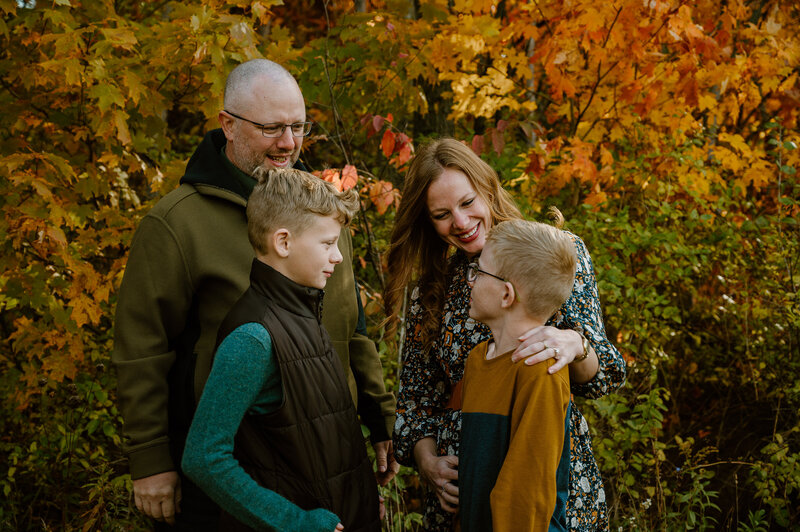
[558,233,627,399]
[489,366,571,532]
[182,323,341,532]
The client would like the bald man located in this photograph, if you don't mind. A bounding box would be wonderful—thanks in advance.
[113,60,397,530]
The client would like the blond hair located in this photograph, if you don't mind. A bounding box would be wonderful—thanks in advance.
[247,168,359,255]
[487,219,577,322]
[384,138,522,347]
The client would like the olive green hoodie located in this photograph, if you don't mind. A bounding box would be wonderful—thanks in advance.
[113,129,395,480]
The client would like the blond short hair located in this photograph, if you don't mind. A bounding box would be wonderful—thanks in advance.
[247,168,359,255]
[486,219,577,322]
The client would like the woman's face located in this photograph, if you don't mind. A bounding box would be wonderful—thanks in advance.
[426,167,492,257]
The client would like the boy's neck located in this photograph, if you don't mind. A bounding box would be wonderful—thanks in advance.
[256,255,308,289]
[485,310,544,359]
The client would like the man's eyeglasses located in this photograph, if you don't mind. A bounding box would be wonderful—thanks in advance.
[466,262,508,284]
[223,110,313,138]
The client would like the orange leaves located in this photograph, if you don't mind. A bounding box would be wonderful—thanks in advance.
[316,165,360,192]
[368,180,398,215]
[315,164,398,216]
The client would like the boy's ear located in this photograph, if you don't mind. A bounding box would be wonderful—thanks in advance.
[500,282,516,309]
[272,228,291,258]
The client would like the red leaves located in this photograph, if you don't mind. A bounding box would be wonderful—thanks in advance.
[470,120,508,156]
[366,113,414,170]
[381,130,395,157]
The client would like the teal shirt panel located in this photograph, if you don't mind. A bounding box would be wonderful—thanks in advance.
[182,322,341,531]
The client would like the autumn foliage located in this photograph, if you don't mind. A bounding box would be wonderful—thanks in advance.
[1,0,798,530]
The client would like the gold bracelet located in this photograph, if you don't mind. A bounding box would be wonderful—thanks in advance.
[573,325,591,362]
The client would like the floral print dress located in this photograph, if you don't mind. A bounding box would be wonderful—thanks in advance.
[393,232,627,531]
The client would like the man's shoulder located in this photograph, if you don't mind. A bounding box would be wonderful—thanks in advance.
[147,183,245,220]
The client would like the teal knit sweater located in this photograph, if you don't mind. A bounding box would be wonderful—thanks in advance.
[182,322,341,531]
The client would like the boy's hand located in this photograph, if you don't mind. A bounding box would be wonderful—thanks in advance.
[133,471,182,525]
[373,440,400,486]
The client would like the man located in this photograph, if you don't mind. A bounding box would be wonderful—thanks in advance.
[113,59,398,529]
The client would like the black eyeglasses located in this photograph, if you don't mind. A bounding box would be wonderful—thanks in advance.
[466,262,508,284]
[223,110,313,138]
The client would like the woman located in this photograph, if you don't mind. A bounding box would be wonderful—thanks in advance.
[386,138,626,531]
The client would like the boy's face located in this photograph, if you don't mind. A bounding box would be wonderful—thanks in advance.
[468,244,505,322]
[284,215,344,289]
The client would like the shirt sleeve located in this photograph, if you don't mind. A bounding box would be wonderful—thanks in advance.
[490,368,570,531]
[393,286,451,466]
[558,233,627,399]
[181,323,340,532]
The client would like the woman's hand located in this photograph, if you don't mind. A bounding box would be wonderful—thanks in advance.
[413,438,459,513]
[510,325,599,384]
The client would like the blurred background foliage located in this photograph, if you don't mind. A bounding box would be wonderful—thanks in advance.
[0,0,797,530]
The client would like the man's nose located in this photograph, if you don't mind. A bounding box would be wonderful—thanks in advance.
[275,126,296,150]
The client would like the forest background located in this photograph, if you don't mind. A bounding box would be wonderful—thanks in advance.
[0,0,798,530]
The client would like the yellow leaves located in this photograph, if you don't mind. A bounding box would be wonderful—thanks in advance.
[718,133,751,158]
[99,27,138,51]
[70,294,103,329]
[89,83,125,112]
[113,110,132,146]
[740,159,774,191]
[447,70,520,119]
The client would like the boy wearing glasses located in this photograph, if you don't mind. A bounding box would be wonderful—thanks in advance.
[181,168,381,531]
[458,219,578,532]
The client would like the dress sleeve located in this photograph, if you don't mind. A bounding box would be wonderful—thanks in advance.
[393,286,451,466]
[559,233,627,399]
[182,324,340,532]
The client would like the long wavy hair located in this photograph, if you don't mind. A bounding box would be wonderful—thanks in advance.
[384,138,522,351]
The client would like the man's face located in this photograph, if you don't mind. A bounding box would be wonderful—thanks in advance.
[222,77,306,175]
[284,215,344,290]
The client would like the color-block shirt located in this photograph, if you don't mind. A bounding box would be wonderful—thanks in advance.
[459,341,571,532]
[394,233,625,531]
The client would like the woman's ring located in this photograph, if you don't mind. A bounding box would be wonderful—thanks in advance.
[553,347,560,359]
[441,481,448,494]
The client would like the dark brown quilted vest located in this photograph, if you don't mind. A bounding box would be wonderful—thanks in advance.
[215,259,380,531]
